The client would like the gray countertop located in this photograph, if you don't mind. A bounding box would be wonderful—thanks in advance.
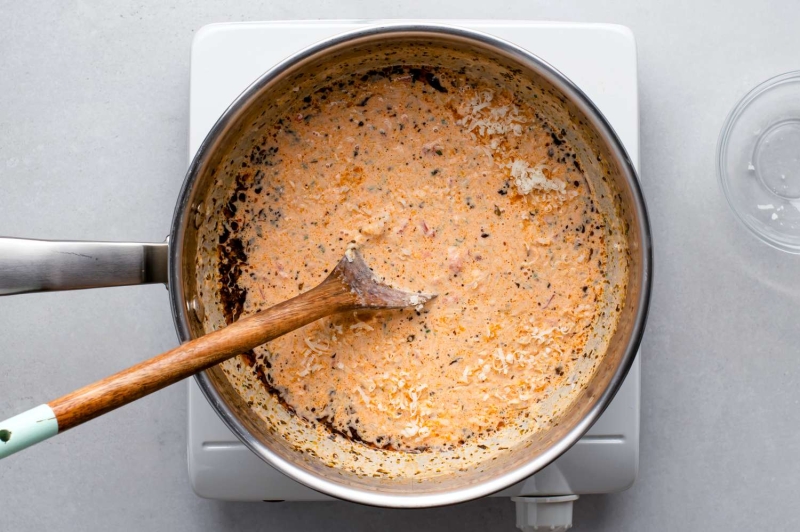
[2,1,799,530]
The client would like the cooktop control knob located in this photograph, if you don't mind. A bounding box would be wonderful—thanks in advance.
[513,495,578,532]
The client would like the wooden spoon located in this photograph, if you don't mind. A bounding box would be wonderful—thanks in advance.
[0,250,434,459]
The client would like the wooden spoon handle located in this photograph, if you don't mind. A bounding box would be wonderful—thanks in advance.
[0,250,428,460]
[0,275,353,459]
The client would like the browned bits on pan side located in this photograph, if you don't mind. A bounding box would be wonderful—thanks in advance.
[217,236,248,324]
[253,362,296,416]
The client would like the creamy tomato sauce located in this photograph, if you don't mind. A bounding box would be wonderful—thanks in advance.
[213,67,609,453]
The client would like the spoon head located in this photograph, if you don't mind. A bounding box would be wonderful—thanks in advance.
[333,249,436,310]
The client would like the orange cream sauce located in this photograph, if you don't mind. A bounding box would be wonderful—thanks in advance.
[216,68,608,452]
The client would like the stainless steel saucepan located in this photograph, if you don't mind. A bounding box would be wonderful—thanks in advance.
[0,24,651,507]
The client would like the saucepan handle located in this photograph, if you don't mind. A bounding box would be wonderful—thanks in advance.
[0,237,169,296]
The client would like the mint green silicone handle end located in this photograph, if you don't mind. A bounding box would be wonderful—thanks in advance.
[0,404,58,459]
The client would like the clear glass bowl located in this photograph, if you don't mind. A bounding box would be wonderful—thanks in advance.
[717,71,800,254]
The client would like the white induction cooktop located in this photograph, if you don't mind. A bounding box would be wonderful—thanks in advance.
[187,20,640,520]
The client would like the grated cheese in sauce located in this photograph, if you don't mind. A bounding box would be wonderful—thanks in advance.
[509,159,566,195]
